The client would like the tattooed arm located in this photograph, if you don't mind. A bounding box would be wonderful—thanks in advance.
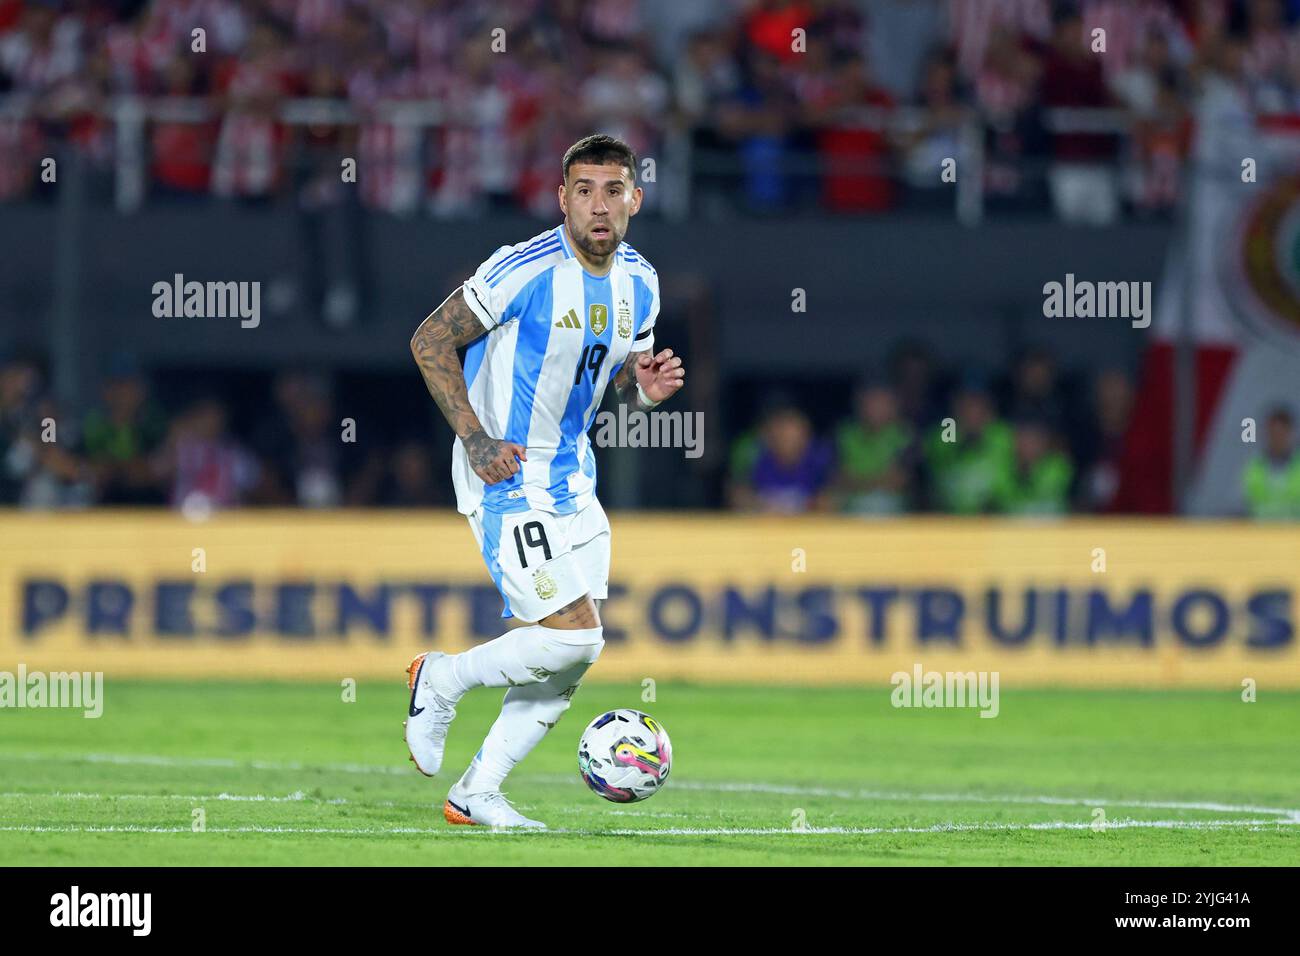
[611,353,653,413]
[410,289,526,484]
[612,347,686,412]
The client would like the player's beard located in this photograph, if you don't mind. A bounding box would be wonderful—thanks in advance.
[573,221,622,259]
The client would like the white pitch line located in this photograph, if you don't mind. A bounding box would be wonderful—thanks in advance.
[0,752,412,776]
[0,791,385,806]
[5,751,1298,820]
[596,818,1300,836]
[661,781,1300,820]
[0,818,1297,837]
[0,791,690,818]
[0,791,317,803]
[522,773,1300,820]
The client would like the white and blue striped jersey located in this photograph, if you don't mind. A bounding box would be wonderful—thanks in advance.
[453,224,659,516]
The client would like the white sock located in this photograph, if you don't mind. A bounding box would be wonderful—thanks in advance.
[457,658,595,794]
[429,624,603,702]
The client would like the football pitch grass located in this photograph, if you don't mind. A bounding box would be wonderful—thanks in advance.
[1,681,1297,866]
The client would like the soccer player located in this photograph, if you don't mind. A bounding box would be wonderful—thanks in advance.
[404,134,685,828]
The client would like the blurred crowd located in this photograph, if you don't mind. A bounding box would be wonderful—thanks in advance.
[0,353,449,510]
[725,345,1300,519]
[0,0,1298,217]
[5,345,1298,518]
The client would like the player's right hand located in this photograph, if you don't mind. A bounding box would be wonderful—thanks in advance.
[465,432,527,484]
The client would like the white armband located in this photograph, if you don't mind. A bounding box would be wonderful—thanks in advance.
[636,383,662,409]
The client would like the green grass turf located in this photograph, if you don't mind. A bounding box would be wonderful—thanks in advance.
[0,681,1297,865]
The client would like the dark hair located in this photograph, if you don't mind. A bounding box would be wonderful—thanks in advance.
[1051,0,1083,25]
[562,134,638,184]
[757,390,802,422]
[1266,405,1295,427]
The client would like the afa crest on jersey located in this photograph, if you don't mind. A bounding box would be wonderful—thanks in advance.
[533,567,558,600]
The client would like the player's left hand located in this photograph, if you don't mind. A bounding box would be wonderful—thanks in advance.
[635,348,685,404]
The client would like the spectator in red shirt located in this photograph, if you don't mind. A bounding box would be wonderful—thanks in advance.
[151,55,217,196]
[1040,7,1121,224]
[745,0,813,63]
[211,20,298,199]
[811,53,897,212]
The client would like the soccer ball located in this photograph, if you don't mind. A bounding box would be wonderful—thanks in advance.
[577,709,672,802]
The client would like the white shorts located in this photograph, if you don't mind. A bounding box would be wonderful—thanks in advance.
[468,498,610,622]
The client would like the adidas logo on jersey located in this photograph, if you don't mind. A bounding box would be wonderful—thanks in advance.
[555,309,581,329]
